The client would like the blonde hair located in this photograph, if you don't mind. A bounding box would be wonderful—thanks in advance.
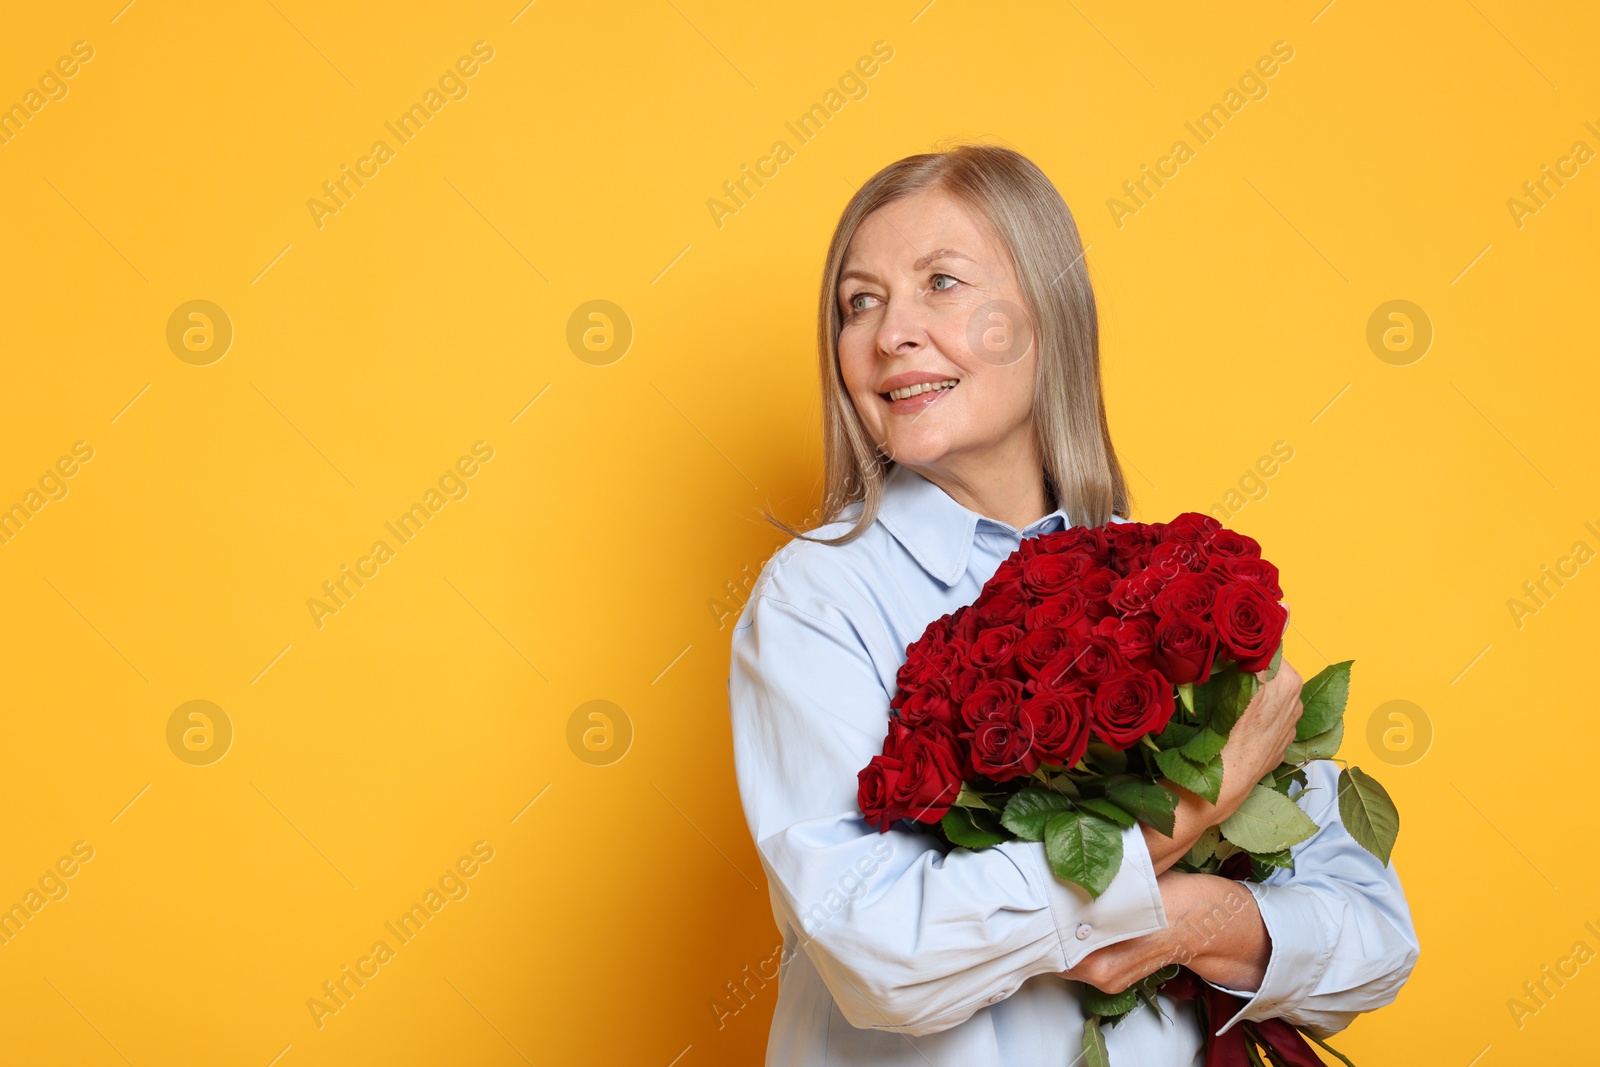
[769,141,1132,545]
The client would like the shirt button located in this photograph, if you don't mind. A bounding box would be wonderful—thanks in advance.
[988,992,1005,1004]
[1075,923,1093,940]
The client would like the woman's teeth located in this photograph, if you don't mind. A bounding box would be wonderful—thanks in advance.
[887,379,958,401]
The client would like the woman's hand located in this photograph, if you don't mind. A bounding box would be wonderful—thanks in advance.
[1212,652,1305,823]
[1057,869,1270,995]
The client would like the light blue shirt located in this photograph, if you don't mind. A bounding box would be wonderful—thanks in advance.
[728,462,1419,1066]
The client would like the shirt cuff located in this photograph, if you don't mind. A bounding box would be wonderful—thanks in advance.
[1026,822,1168,971]
[1206,881,1334,1035]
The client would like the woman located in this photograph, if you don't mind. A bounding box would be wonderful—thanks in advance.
[727,144,1418,1065]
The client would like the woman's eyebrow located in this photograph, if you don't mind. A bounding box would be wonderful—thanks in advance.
[839,248,974,289]
[912,247,973,270]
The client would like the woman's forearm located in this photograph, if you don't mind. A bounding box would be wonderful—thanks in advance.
[1056,870,1272,995]
[1140,776,1252,875]
[1177,874,1272,992]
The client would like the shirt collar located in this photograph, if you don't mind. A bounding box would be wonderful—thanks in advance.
[875,463,1074,587]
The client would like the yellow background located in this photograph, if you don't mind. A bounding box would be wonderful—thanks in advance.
[0,1,1594,1063]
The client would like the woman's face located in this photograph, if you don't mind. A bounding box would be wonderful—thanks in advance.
[836,186,1038,482]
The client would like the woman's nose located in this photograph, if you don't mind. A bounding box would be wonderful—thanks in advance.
[874,291,929,358]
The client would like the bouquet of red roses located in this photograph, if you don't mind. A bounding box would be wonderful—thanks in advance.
[856,512,1399,1065]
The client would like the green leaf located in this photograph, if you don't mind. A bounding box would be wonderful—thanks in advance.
[1265,765,1304,797]
[1081,984,1138,1017]
[1191,670,1219,721]
[1179,726,1228,764]
[1082,1017,1110,1067]
[1338,765,1399,866]
[940,806,1008,848]
[1251,848,1295,871]
[1044,810,1124,898]
[1264,641,1284,681]
[1044,773,1081,798]
[954,783,998,811]
[1218,784,1319,854]
[1106,780,1179,838]
[1155,719,1198,749]
[1077,797,1136,829]
[1000,787,1076,841]
[1086,741,1127,775]
[1284,719,1344,763]
[1154,746,1224,805]
[1211,667,1260,735]
[1248,851,1296,881]
[1133,964,1181,1014]
[1184,824,1220,867]
[1177,682,1195,714]
[1297,660,1353,741]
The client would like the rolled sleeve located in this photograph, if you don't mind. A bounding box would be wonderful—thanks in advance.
[1204,880,1337,1034]
[1203,761,1420,1038]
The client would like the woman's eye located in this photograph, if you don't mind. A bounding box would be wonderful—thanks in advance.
[848,292,878,314]
[930,273,959,293]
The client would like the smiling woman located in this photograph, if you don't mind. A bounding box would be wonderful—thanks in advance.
[726,143,1418,1066]
[789,144,1127,545]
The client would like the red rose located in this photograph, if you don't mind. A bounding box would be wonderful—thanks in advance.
[1212,581,1287,671]
[882,717,914,759]
[989,553,1025,588]
[1151,611,1219,685]
[1014,625,1072,678]
[1092,668,1177,749]
[967,625,1025,679]
[1203,528,1262,560]
[1072,526,1113,567]
[1078,568,1122,620]
[1146,539,1206,578]
[1020,686,1091,769]
[1206,554,1283,600]
[1035,634,1126,691]
[951,606,980,642]
[959,677,1025,731]
[974,584,1029,628]
[1032,528,1097,557]
[1159,512,1222,544]
[893,650,936,701]
[897,685,956,731]
[1022,552,1089,598]
[1152,572,1224,619]
[858,754,906,832]
[1104,523,1159,574]
[1092,614,1157,671]
[907,631,964,686]
[1108,568,1167,615]
[894,641,957,710]
[963,711,1041,782]
[891,723,965,823]
[947,666,982,706]
[1024,589,1090,633]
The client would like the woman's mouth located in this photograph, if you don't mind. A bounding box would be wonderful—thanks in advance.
[881,379,958,413]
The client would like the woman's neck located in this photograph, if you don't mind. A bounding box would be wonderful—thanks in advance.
[904,457,1053,530]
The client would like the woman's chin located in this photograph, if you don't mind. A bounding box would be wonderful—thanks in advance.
[880,438,957,471]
